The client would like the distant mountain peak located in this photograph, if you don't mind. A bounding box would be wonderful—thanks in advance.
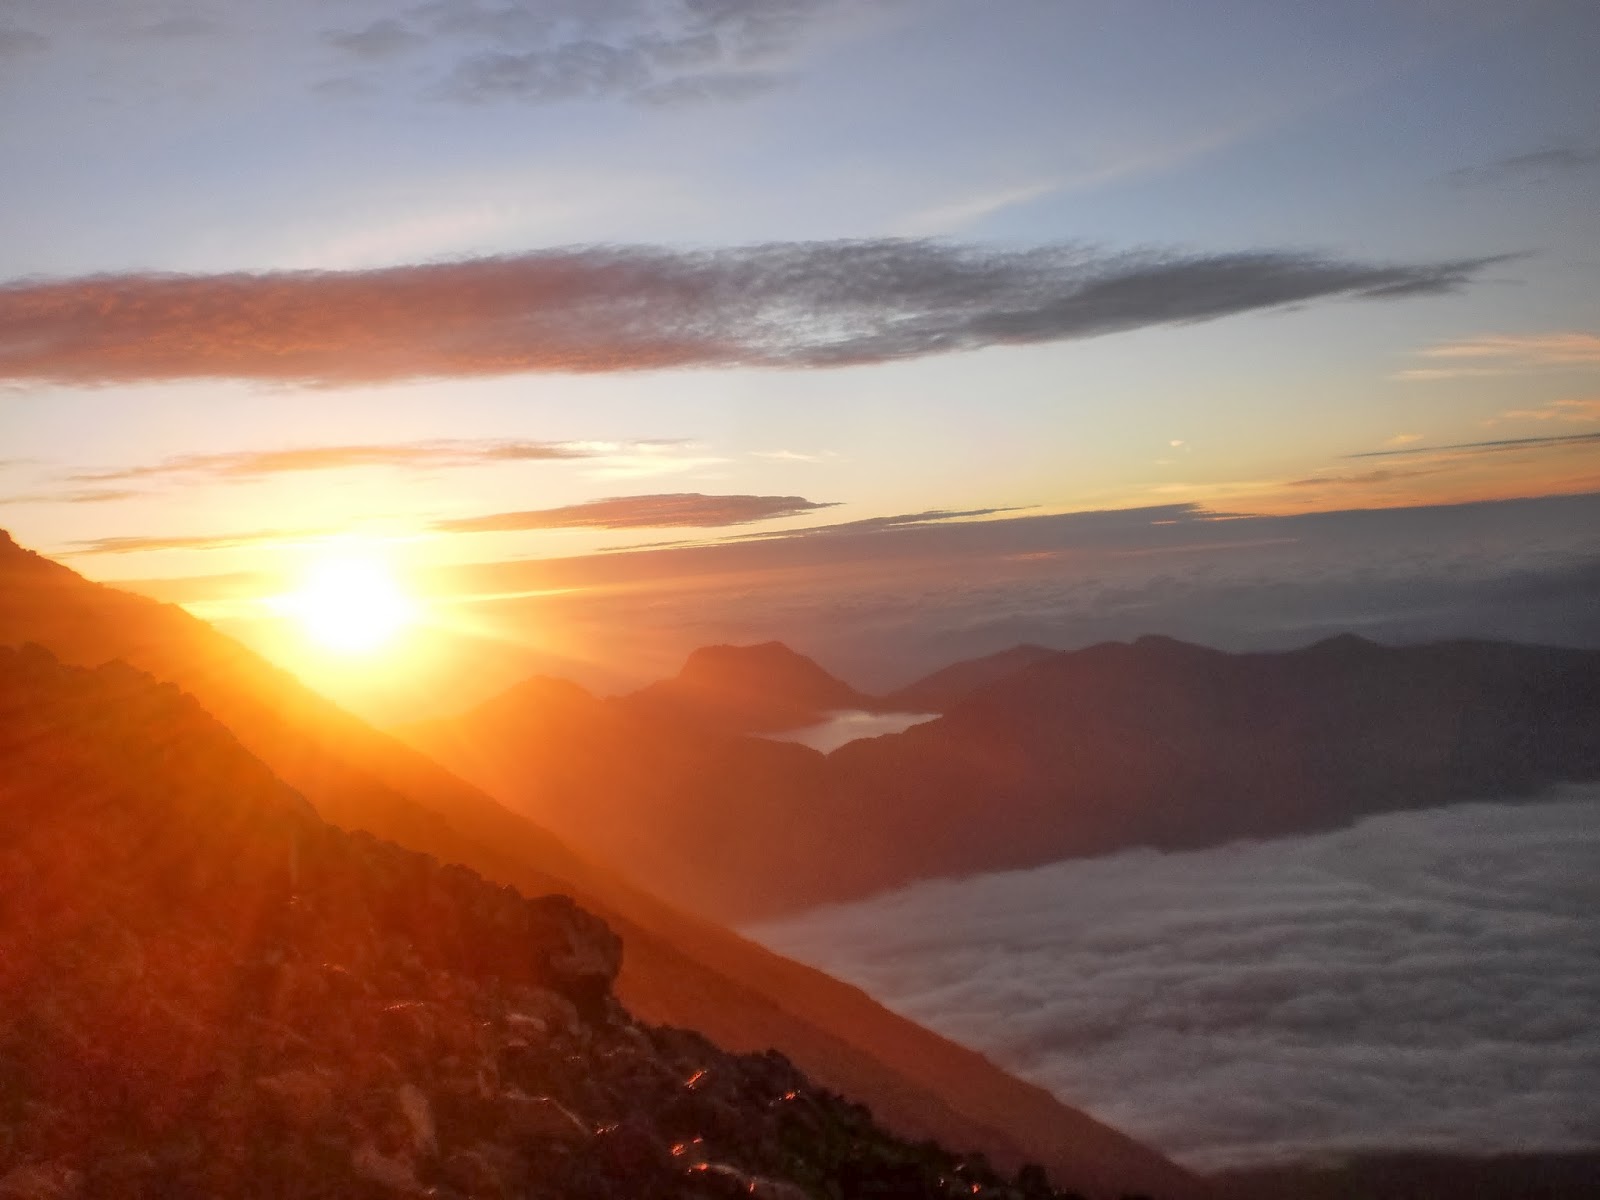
[626,641,868,733]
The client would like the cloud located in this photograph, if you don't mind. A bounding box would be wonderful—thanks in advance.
[896,180,1061,236]
[434,491,838,533]
[1495,397,1600,424]
[751,792,1600,1171]
[65,529,316,556]
[1397,332,1600,379]
[0,487,141,506]
[0,25,47,57]
[1346,431,1600,460]
[0,240,1505,386]
[68,439,607,484]
[1285,467,1443,489]
[422,0,839,106]
[138,15,222,39]
[324,18,426,60]
[1448,145,1600,186]
[723,506,1023,542]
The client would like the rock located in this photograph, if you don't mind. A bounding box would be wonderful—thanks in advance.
[691,1162,813,1200]
[350,1141,424,1195]
[394,1083,437,1157]
[498,1090,591,1146]
[438,1147,510,1200]
[255,1067,338,1129]
[586,1118,671,1182]
[0,1164,82,1200]
[524,896,621,1010]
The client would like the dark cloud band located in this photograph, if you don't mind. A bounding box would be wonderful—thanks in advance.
[435,491,837,532]
[0,240,1503,386]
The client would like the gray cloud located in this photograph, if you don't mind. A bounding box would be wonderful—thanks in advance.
[0,25,48,56]
[69,439,603,484]
[1347,431,1600,460]
[1449,145,1600,186]
[420,0,838,106]
[0,240,1504,386]
[138,15,223,39]
[434,491,837,532]
[752,791,1600,1172]
[325,18,427,60]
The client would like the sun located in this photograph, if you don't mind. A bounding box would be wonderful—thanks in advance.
[276,554,419,655]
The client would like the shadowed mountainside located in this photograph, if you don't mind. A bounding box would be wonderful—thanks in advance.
[0,531,1204,1200]
[625,641,877,734]
[882,644,1061,713]
[405,635,1600,920]
[0,644,1119,1200]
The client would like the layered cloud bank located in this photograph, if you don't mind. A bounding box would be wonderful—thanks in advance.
[0,241,1497,385]
[752,791,1600,1172]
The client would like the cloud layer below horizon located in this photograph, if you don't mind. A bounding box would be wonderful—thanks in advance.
[751,791,1600,1172]
[0,240,1500,386]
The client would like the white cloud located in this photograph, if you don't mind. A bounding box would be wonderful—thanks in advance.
[751,791,1600,1172]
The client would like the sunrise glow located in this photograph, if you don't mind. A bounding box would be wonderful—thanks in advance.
[273,554,419,655]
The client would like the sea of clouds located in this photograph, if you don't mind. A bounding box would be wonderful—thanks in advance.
[749,789,1600,1172]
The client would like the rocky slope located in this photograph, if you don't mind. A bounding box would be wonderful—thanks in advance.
[0,531,1204,1200]
[0,644,1134,1200]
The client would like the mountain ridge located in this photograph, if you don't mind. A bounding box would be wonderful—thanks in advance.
[407,632,1600,919]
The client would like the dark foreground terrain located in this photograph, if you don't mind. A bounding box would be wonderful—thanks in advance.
[0,644,1122,1200]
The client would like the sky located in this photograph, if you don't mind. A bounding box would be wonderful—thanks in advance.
[753,788,1600,1171]
[1,0,1597,716]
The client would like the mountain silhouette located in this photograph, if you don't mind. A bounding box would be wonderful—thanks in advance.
[1,643,1133,1199]
[408,631,1600,919]
[884,644,1062,712]
[624,641,875,733]
[0,531,1203,1200]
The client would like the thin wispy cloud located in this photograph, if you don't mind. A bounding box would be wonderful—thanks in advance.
[713,506,1030,546]
[1346,431,1600,460]
[896,180,1061,236]
[1448,144,1600,186]
[64,529,319,557]
[342,0,847,106]
[434,491,838,533]
[68,439,618,484]
[1494,397,1600,424]
[1286,467,1442,489]
[1396,332,1600,380]
[0,241,1504,387]
[0,488,141,507]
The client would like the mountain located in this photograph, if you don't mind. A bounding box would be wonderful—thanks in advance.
[624,641,874,733]
[0,532,1203,1200]
[883,644,1062,713]
[407,632,1600,919]
[0,644,1105,1200]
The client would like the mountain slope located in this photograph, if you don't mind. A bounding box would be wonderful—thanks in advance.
[0,645,1096,1200]
[884,644,1062,712]
[0,532,1204,1200]
[624,641,874,733]
[408,633,1600,919]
